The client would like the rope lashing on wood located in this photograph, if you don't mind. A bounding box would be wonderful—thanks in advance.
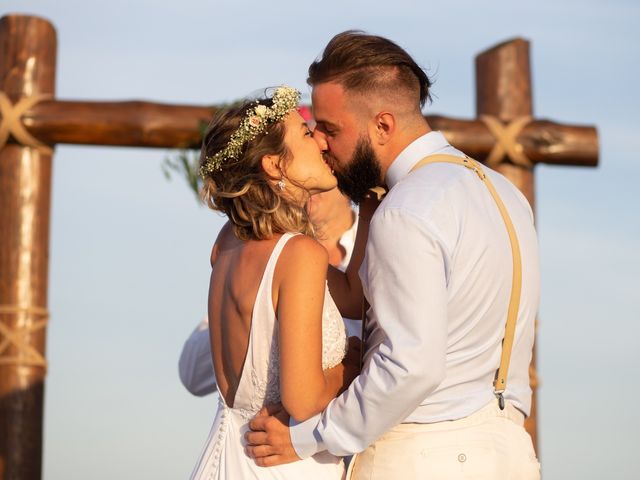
[480,115,534,169]
[0,92,53,154]
[0,305,49,369]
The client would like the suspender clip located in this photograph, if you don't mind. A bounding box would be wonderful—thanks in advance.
[462,157,486,180]
[495,391,505,410]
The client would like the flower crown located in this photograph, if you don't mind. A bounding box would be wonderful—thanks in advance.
[200,86,302,177]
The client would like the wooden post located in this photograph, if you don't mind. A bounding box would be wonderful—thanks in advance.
[475,38,539,450]
[0,15,56,480]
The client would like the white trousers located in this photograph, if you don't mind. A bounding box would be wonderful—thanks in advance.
[347,400,540,480]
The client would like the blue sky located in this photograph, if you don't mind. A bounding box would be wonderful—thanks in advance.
[3,1,639,478]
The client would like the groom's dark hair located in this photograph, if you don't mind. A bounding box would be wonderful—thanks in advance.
[308,30,432,108]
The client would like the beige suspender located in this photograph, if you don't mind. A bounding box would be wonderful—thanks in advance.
[409,154,523,409]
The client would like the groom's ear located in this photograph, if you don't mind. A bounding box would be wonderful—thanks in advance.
[261,154,281,179]
[372,112,395,145]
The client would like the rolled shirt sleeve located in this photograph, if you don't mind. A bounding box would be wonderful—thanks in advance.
[178,318,217,397]
[291,207,450,457]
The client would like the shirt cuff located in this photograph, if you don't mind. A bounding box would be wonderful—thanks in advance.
[289,414,324,459]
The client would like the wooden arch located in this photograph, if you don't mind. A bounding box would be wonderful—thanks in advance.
[0,14,598,479]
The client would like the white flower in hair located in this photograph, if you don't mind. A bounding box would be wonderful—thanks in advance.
[200,86,301,177]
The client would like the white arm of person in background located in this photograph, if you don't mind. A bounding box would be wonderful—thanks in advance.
[178,316,216,396]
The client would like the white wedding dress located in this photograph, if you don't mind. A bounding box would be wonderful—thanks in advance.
[190,233,348,479]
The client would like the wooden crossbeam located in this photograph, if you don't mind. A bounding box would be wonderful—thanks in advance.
[12,100,599,167]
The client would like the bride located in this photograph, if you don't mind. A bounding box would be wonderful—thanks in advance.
[189,86,369,479]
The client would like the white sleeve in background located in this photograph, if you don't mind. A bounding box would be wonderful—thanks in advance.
[290,209,449,457]
[178,317,216,396]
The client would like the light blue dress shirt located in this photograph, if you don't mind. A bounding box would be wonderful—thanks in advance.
[290,131,539,457]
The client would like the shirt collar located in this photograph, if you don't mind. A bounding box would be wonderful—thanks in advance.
[385,131,452,189]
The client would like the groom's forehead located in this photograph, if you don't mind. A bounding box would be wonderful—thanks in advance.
[311,82,349,119]
[312,82,346,105]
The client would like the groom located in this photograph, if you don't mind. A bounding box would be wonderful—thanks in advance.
[247,31,540,478]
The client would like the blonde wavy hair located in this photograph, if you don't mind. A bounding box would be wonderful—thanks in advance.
[200,98,315,241]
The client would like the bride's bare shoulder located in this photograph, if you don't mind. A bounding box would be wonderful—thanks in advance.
[210,221,238,266]
[278,234,328,274]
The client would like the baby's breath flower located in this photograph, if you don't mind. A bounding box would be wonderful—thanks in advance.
[200,86,301,177]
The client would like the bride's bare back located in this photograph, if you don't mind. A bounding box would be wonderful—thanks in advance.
[208,222,282,407]
[207,219,358,422]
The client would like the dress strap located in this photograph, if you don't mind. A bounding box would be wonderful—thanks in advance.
[249,232,300,354]
[231,232,300,414]
[410,154,522,410]
[252,231,299,324]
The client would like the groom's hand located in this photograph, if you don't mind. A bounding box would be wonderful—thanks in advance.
[245,403,301,466]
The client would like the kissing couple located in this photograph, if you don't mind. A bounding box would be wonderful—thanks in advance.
[189,30,541,480]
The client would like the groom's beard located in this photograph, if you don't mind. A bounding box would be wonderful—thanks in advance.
[334,136,382,204]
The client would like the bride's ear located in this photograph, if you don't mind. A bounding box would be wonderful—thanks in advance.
[261,154,282,180]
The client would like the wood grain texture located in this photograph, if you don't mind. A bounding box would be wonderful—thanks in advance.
[0,14,56,480]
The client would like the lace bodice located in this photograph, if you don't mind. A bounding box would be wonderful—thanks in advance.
[230,234,348,420]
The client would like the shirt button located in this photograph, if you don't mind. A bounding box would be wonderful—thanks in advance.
[420,449,428,458]
[458,453,467,463]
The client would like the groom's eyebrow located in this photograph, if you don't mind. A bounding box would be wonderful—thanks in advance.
[316,120,339,131]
